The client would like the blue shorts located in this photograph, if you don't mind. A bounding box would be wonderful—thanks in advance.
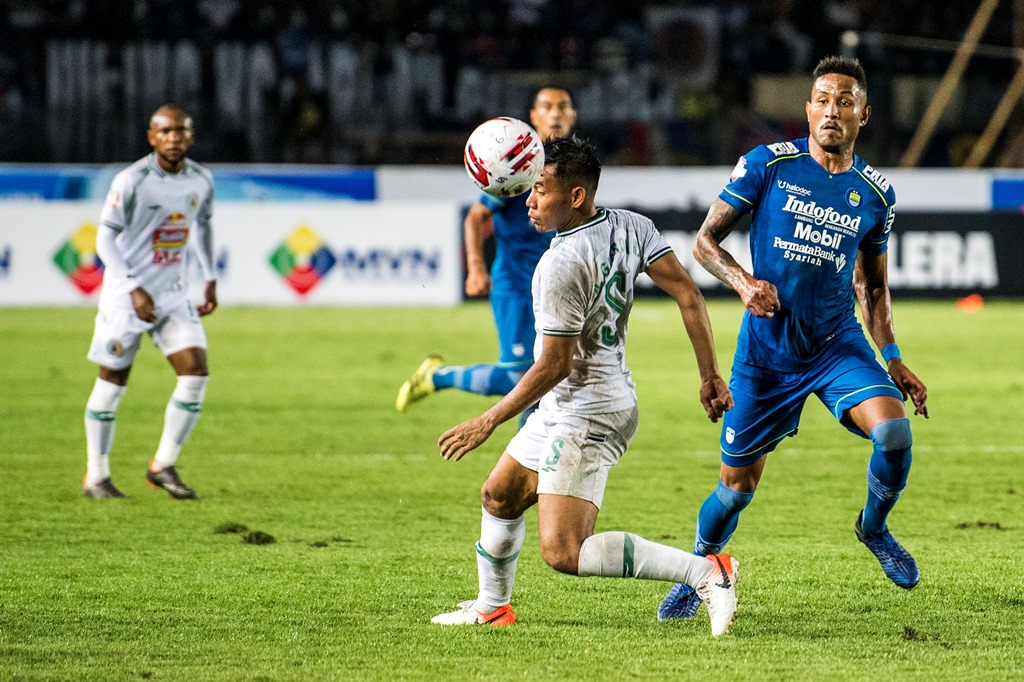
[720,338,904,467]
[491,293,535,370]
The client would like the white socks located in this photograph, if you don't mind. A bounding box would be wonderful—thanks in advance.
[475,507,526,612]
[577,531,713,587]
[84,379,127,484]
[152,376,208,470]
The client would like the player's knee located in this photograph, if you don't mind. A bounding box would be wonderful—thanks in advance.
[870,417,912,453]
[715,480,755,512]
[539,536,580,575]
[480,482,523,519]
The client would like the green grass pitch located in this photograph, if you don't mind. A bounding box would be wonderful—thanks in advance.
[1,299,1021,680]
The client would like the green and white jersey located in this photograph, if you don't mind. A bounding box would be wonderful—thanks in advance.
[532,207,673,414]
[98,153,215,309]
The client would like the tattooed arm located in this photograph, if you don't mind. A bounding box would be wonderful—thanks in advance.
[693,198,780,318]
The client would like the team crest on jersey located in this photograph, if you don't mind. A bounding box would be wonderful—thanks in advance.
[106,190,122,209]
[106,340,124,356]
[164,212,187,225]
[846,189,861,208]
[188,192,199,210]
[730,157,747,181]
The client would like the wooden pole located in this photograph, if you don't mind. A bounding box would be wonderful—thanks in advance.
[898,0,1001,168]
[964,58,1024,167]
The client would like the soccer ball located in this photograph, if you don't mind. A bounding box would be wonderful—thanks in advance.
[463,117,545,197]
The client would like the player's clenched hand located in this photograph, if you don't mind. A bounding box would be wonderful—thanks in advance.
[197,281,218,316]
[888,361,929,419]
[464,268,492,297]
[439,415,497,461]
[130,286,157,322]
[739,278,780,318]
[700,375,733,422]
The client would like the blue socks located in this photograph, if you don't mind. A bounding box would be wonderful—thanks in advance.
[861,418,912,535]
[433,365,523,396]
[694,480,755,555]
[689,418,911,556]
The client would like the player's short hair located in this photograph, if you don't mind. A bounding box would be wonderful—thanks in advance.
[812,56,867,92]
[531,86,575,110]
[544,135,601,192]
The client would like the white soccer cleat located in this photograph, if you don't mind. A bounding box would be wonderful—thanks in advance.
[693,553,739,637]
[430,600,517,626]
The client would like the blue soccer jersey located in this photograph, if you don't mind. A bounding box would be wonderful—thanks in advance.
[479,192,552,298]
[719,138,897,371]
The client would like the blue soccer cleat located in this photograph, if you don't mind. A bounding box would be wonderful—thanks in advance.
[855,510,919,589]
[658,581,703,621]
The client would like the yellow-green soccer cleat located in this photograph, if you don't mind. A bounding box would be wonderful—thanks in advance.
[395,354,445,412]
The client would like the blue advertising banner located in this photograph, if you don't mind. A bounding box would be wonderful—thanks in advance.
[0,166,377,201]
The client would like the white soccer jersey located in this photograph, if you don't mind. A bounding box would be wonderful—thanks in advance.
[98,153,215,309]
[532,207,673,414]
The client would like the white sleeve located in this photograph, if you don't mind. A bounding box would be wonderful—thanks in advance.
[641,219,673,268]
[99,173,130,231]
[191,187,216,281]
[95,223,132,282]
[537,250,589,337]
[191,215,216,281]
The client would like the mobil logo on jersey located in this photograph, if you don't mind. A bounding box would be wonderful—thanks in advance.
[52,223,104,294]
[268,224,337,295]
[793,221,844,249]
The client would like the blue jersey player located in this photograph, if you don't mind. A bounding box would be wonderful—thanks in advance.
[659,56,929,620]
[396,88,577,421]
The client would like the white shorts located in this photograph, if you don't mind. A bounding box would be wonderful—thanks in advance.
[87,299,207,370]
[506,403,639,509]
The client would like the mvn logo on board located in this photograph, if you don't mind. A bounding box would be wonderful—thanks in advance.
[52,224,104,294]
[268,225,337,295]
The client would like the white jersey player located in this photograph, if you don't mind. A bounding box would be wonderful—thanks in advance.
[431,136,739,636]
[82,105,217,500]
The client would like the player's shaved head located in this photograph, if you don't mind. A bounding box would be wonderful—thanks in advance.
[146,104,195,172]
[150,105,191,128]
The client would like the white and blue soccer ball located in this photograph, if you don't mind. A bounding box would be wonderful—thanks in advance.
[463,117,545,198]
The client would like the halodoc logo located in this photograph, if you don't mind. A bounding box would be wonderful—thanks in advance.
[268,225,337,296]
[52,224,104,294]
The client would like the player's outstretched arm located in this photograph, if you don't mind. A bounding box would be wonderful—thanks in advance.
[855,252,929,418]
[438,334,576,460]
[646,253,733,422]
[463,202,495,297]
[694,199,780,318]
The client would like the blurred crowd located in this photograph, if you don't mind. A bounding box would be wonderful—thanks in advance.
[0,0,1018,166]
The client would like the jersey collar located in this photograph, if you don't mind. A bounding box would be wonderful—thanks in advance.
[148,153,189,178]
[556,206,608,237]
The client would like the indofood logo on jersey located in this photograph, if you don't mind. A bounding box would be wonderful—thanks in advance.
[52,224,104,294]
[268,225,337,295]
[782,196,862,231]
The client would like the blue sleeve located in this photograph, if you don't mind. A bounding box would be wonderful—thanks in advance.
[478,192,507,213]
[718,147,770,214]
[859,188,897,256]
